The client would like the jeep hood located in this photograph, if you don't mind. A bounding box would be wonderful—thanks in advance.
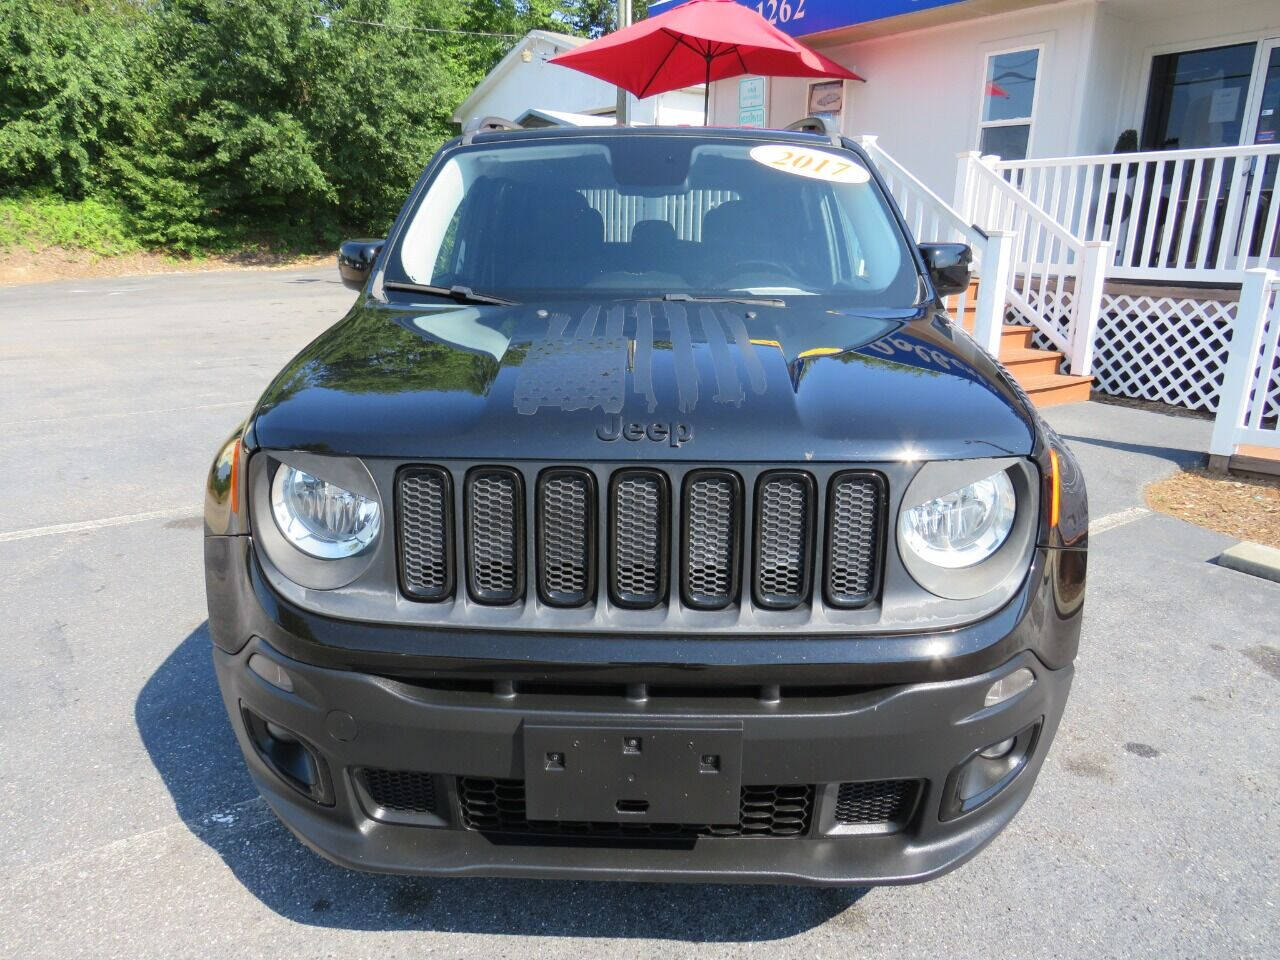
[250,298,1037,461]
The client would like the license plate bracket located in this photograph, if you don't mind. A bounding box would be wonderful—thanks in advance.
[522,721,744,825]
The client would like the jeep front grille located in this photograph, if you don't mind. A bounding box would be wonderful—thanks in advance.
[396,464,884,613]
[465,468,524,604]
[609,469,668,607]
[753,471,815,608]
[537,469,594,606]
[682,471,741,609]
[397,467,453,601]
[825,473,886,607]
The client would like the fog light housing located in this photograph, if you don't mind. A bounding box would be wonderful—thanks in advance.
[979,737,1016,759]
[941,719,1042,820]
[240,705,333,805]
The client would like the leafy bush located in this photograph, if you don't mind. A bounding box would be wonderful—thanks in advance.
[0,0,598,253]
[0,193,139,254]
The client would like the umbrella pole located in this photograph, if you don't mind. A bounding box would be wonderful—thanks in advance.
[703,57,710,125]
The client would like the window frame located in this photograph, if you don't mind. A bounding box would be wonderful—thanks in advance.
[975,43,1044,161]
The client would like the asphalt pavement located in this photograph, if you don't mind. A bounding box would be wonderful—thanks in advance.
[1,267,1276,959]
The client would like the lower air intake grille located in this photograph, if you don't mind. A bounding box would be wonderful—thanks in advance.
[683,471,740,609]
[457,778,813,839]
[362,769,437,814]
[466,468,523,603]
[398,468,452,600]
[834,779,921,826]
[754,472,815,608]
[610,470,668,607]
[825,473,885,607]
[537,469,594,606]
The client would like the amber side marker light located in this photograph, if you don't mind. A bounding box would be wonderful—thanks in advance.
[230,438,243,515]
[1048,448,1061,529]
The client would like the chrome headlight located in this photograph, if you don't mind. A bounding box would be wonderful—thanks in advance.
[898,470,1016,568]
[896,458,1037,602]
[270,464,381,558]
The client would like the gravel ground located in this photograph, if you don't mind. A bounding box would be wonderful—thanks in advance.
[1,269,1276,959]
[1146,469,1280,549]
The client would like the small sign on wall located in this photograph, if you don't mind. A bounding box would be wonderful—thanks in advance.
[738,76,767,127]
[808,80,844,119]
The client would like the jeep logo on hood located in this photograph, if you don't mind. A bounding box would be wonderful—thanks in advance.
[596,415,693,447]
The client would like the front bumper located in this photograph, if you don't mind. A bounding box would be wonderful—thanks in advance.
[214,643,1071,886]
[207,535,1081,885]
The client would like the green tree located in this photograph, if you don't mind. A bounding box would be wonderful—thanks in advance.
[1,0,614,251]
[0,0,150,196]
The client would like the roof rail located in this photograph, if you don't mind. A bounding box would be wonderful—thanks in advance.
[461,115,521,144]
[783,116,841,147]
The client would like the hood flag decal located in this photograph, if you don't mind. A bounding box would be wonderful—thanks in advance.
[663,301,699,415]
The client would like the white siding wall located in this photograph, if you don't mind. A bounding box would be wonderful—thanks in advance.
[1075,3,1137,155]
[710,4,1097,197]
[707,0,1280,200]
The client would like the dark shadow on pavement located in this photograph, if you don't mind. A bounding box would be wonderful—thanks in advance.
[136,624,870,939]
[1058,433,1207,471]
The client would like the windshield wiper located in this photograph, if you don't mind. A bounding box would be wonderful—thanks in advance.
[658,292,786,307]
[383,281,516,306]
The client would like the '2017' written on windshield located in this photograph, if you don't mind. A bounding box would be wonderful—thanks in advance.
[768,151,852,177]
[756,0,806,25]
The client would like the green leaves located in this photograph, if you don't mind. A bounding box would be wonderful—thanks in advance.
[0,0,596,252]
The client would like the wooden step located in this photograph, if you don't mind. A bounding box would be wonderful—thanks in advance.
[1001,324,1034,350]
[1018,373,1094,408]
[999,346,1063,379]
[958,315,1037,350]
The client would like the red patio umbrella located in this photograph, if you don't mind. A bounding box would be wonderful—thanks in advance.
[550,0,863,124]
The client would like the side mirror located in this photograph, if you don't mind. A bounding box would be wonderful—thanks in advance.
[337,238,384,290]
[918,242,972,297]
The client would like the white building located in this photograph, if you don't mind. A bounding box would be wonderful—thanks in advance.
[639,0,1278,456]
[451,30,705,129]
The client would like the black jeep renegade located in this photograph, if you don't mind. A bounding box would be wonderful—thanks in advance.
[204,124,1087,885]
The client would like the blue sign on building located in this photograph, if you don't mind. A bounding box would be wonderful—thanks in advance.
[646,0,968,38]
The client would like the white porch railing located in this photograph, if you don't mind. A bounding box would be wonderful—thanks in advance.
[857,136,1014,359]
[1210,268,1280,460]
[955,152,1110,374]
[992,144,1280,283]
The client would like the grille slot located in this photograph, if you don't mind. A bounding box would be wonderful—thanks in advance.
[682,471,741,609]
[609,470,669,608]
[457,777,814,839]
[834,779,921,826]
[753,471,816,609]
[397,467,453,601]
[825,472,885,608]
[537,469,595,607]
[465,468,524,604]
[361,769,437,814]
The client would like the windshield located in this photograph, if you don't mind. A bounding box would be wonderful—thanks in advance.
[386,135,921,305]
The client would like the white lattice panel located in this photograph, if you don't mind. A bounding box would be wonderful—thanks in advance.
[1091,295,1238,412]
[1009,291,1280,421]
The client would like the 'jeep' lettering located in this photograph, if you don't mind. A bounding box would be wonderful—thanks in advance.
[596,415,693,447]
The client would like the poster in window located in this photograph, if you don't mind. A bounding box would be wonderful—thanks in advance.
[808,80,844,118]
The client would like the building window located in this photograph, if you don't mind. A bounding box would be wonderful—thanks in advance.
[978,47,1040,161]
[1141,42,1256,150]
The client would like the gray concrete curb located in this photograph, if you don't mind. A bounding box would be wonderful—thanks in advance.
[1216,541,1280,583]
